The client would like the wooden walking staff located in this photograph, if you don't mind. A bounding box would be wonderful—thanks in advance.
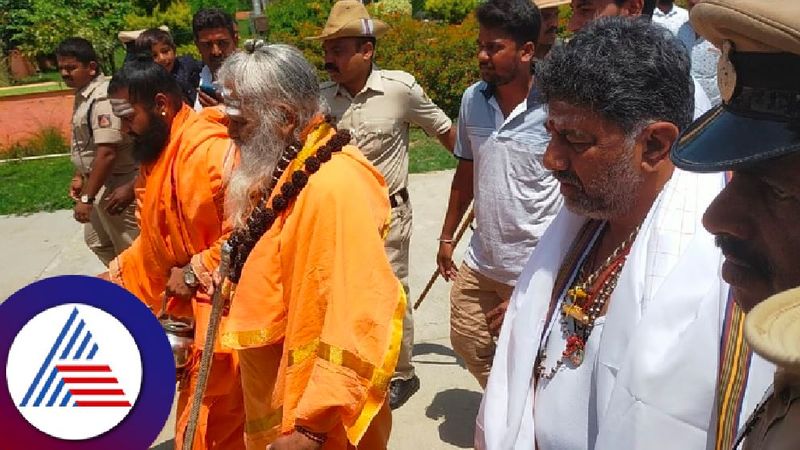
[413,206,475,310]
[183,242,232,449]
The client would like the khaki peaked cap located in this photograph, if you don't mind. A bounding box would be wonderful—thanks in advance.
[671,0,800,172]
[691,0,800,54]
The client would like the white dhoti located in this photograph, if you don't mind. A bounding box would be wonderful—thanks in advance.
[476,170,774,450]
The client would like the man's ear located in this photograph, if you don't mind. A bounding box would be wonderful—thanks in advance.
[361,40,375,62]
[640,121,679,172]
[88,61,99,76]
[277,104,298,140]
[520,41,535,64]
[622,0,645,16]
[154,93,170,116]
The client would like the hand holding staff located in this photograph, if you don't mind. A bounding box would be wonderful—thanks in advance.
[414,206,474,310]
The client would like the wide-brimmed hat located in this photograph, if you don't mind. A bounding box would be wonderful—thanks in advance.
[307,0,388,41]
[533,0,570,9]
[670,0,800,172]
[745,287,800,372]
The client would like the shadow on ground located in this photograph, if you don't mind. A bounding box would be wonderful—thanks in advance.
[151,440,174,450]
[413,342,466,369]
[425,388,482,448]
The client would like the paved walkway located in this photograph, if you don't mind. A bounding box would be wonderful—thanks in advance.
[0,170,482,449]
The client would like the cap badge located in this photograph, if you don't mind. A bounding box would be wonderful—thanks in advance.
[718,40,738,104]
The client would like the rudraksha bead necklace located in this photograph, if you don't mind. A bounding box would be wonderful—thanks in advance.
[227,129,352,282]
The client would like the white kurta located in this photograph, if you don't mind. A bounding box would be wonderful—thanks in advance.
[476,170,774,450]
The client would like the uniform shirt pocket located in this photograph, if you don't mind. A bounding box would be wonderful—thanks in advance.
[359,119,400,161]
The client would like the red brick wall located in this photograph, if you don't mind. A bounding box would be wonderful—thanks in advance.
[0,91,74,150]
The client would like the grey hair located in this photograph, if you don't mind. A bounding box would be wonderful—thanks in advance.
[219,42,324,228]
[536,16,694,134]
[217,41,322,137]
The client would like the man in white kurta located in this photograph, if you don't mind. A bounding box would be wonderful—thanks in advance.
[477,16,773,450]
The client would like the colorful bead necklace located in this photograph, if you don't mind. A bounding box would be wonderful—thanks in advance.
[535,223,640,380]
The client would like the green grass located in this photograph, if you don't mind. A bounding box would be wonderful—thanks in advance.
[13,71,63,85]
[409,127,457,173]
[0,156,74,215]
[0,81,70,97]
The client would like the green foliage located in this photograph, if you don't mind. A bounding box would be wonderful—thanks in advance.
[0,57,10,87]
[8,0,134,74]
[275,13,478,119]
[265,0,332,36]
[187,0,239,14]
[124,1,195,47]
[423,0,477,24]
[369,0,413,17]
[0,156,74,215]
[558,3,572,39]
[410,0,426,15]
[176,43,200,59]
[1,126,69,158]
[0,0,27,53]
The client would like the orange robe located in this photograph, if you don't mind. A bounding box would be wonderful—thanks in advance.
[222,124,404,450]
[109,104,245,450]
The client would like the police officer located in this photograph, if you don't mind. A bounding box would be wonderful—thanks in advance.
[310,0,456,409]
[741,288,800,450]
[670,0,800,448]
[56,38,139,266]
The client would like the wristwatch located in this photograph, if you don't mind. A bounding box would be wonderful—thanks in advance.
[79,194,96,205]
[183,265,199,288]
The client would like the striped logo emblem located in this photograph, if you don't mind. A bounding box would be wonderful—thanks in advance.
[361,18,374,35]
[7,303,142,440]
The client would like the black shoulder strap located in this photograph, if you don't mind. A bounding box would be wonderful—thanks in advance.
[86,98,97,141]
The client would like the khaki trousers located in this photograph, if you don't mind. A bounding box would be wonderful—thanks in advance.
[450,263,514,388]
[385,200,414,381]
[83,174,139,266]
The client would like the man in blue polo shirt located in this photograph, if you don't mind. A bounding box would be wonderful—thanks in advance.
[436,0,562,388]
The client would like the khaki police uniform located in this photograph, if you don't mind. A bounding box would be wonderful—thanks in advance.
[672,3,800,448]
[321,66,452,380]
[741,287,800,450]
[71,75,139,266]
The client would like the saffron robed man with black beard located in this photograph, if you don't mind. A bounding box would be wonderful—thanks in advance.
[99,60,246,450]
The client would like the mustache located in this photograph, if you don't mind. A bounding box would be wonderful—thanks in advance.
[715,235,773,277]
[552,170,582,188]
[324,63,339,73]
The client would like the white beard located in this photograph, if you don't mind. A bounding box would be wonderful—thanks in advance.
[226,121,286,230]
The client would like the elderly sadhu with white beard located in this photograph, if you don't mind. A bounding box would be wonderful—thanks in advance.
[214,41,404,450]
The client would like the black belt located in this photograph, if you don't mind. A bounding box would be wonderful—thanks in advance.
[389,187,409,208]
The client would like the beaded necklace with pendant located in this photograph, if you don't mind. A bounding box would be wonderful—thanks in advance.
[535,223,640,380]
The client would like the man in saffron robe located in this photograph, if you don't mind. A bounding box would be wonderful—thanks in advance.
[216,42,403,450]
[100,60,245,450]
[477,17,772,450]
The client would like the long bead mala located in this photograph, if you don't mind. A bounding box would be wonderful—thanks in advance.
[227,129,352,283]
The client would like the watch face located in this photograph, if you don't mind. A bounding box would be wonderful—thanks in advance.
[183,270,197,286]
